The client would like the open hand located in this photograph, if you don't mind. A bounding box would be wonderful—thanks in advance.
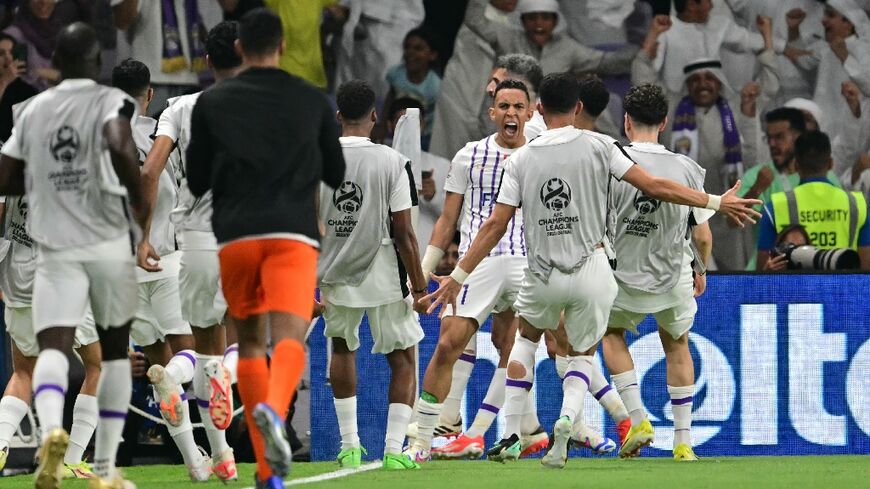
[718,180,763,227]
[421,272,462,315]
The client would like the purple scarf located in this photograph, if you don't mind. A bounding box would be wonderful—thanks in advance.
[671,95,743,187]
[161,0,207,73]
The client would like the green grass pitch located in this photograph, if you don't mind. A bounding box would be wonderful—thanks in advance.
[2,456,868,488]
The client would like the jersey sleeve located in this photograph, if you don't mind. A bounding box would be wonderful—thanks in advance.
[1,126,23,160]
[495,153,522,207]
[609,142,635,180]
[389,157,414,213]
[102,89,138,125]
[443,145,470,194]
[155,99,182,142]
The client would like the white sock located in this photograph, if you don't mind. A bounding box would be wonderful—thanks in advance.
[194,354,230,457]
[520,393,540,435]
[560,355,593,420]
[333,396,359,450]
[32,349,69,440]
[166,386,203,467]
[555,355,569,379]
[165,349,196,385]
[466,368,505,438]
[385,403,412,455]
[0,396,29,449]
[668,385,694,447]
[94,359,131,480]
[504,334,537,439]
[223,344,239,384]
[612,370,646,425]
[588,366,629,423]
[441,354,474,426]
[64,394,98,464]
[411,398,443,450]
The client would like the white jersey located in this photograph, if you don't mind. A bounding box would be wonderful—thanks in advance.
[609,142,706,294]
[0,195,35,306]
[318,137,414,304]
[156,92,213,234]
[444,134,525,258]
[0,79,138,250]
[497,126,634,281]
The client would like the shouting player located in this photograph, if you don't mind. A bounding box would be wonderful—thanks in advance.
[424,73,762,468]
[601,84,713,461]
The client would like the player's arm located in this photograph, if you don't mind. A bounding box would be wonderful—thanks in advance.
[423,202,514,314]
[320,96,345,189]
[105,116,147,229]
[692,221,712,297]
[185,100,213,198]
[420,191,463,276]
[136,134,175,272]
[621,165,763,227]
[392,208,429,313]
[0,156,25,196]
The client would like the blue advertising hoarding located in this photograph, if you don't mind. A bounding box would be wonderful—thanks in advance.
[309,273,870,461]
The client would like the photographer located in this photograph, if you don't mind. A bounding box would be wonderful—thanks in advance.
[762,224,810,271]
[757,131,870,270]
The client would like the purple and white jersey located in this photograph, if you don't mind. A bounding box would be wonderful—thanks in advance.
[444,134,525,258]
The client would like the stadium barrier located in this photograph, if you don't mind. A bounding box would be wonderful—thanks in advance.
[309,273,870,460]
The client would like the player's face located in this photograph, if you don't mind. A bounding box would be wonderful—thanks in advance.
[686,71,721,108]
[823,7,855,42]
[491,88,531,144]
[766,121,800,168]
[486,68,509,98]
[28,0,55,20]
[522,12,557,47]
[436,243,460,275]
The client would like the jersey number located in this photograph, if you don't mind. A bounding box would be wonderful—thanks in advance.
[810,231,837,247]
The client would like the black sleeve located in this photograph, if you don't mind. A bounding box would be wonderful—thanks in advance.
[185,96,214,197]
[319,97,345,189]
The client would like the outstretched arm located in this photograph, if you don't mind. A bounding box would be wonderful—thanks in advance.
[621,164,762,226]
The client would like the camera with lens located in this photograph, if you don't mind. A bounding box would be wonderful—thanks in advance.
[771,243,860,270]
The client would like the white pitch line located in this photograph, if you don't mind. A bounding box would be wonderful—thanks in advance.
[242,462,383,489]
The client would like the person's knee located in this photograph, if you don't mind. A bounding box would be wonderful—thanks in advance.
[507,360,527,380]
[387,347,415,371]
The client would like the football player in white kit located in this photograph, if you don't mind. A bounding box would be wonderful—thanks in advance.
[0,23,148,488]
[320,80,429,470]
[0,193,103,480]
[111,58,219,481]
[408,79,541,462]
[138,22,242,479]
[601,84,714,461]
[424,73,762,468]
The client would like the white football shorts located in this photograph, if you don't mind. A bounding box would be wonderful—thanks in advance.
[608,284,697,340]
[513,249,617,352]
[33,234,137,332]
[179,245,226,328]
[131,275,192,347]
[323,297,423,354]
[441,255,525,326]
[5,305,99,357]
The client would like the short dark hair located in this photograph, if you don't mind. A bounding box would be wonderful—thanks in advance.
[388,96,425,122]
[112,58,150,98]
[539,72,579,114]
[577,75,609,117]
[403,27,436,51]
[623,84,669,126]
[207,21,241,70]
[0,33,17,47]
[794,131,832,174]
[494,79,530,103]
[765,107,806,133]
[336,80,376,121]
[496,54,543,94]
[238,8,283,58]
[673,0,700,15]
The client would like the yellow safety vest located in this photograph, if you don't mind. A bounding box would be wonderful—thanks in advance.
[771,181,867,249]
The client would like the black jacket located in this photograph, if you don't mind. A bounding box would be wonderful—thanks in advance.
[186,67,345,244]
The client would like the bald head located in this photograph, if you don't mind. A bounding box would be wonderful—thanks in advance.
[52,22,101,80]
